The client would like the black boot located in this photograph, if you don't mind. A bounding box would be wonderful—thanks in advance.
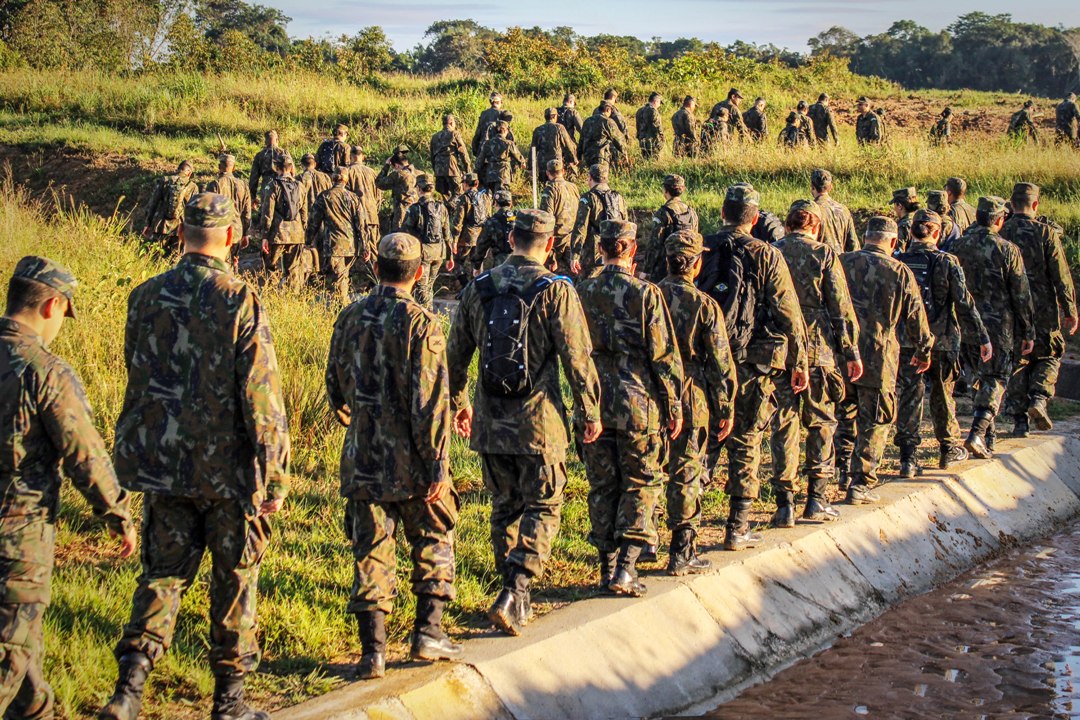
[639,543,659,564]
[769,492,796,528]
[844,481,881,505]
[598,551,617,592]
[98,652,152,720]
[355,611,386,680]
[964,414,993,459]
[801,478,840,522]
[1028,396,1053,431]
[939,445,969,470]
[211,674,268,720]
[898,446,921,478]
[1010,414,1030,438]
[609,542,647,596]
[667,527,711,576]
[723,497,762,551]
[413,595,463,658]
[837,469,851,493]
[985,418,997,453]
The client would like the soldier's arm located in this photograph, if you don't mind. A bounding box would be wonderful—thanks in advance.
[262,185,276,232]
[239,186,252,237]
[429,134,439,166]
[441,209,452,261]
[325,311,352,427]
[570,196,591,258]
[299,183,309,229]
[700,299,737,423]
[561,126,577,165]
[1045,229,1078,318]
[39,363,132,536]
[899,268,935,362]
[471,222,492,264]
[948,260,990,346]
[539,186,554,215]
[823,249,861,363]
[1006,244,1036,342]
[511,142,526,169]
[144,179,163,230]
[827,111,838,142]
[643,286,684,425]
[409,318,452,484]
[843,209,861,252]
[475,145,489,179]
[446,291,478,412]
[307,196,325,244]
[764,249,809,373]
[401,205,420,240]
[375,164,393,190]
[457,132,472,172]
[547,283,602,426]
[249,155,261,199]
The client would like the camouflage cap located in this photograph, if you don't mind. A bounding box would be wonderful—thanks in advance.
[926,190,951,213]
[891,187,917,205]
[378,233,421,261]
[301,152,315,163]
[977,195,1008,216]
[857,96,870,104]
[729,88,744,99]
[416,173,434,190]
[463,172,478,184]
[725,184,760,206]
[811,168,833,189]
[514,209,555,235]
[600,219,637,240]
[913,209,942,226]
[393,144,411,155]
[184,193,234,229]
[494,189,513,205]
[789,199,822,222]
[11,255,77,318]
[218,153,235,165]
[665,230,707,258]
[1011,182,1040,200]
[864,216,899,239]
[662,174,686,192]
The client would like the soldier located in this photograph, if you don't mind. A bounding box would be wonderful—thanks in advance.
[346,146,382,291]
[308,167,366,302]
[601,88,631,142]
[894,209,991,476]
[778,112,806,148]
[578,102,626,172]
[1055,92,1080,146]
[472,190,515,271]
[100,193,290,720]
[948,196,1034,458]
[315,124,351,174]
[795,101,814,144]
[325,231,462,679]
[205,154,252,265]
[447,209,601,634]
[297,153,332,216]
[672,95,700,158]
[448,173,485,284]
[926,190,961,250]
[891,187,920,253]
[855,97,883,145]
[635,92,664,160]
[249,130,290,206]
[770,200,861,526]
[835,217,933,505]
[710,87,747,140]
[430,114,471,199]
[142,161,198,256]
[261,156,310,292]
[376,144,417,231]
[744,97,768,142]
[1007,101,1039,143]
[557,93,584,144]
[0,257,135,720]
[929,107,953,145]
[577,219,682,596]
[401,175,454,310]
[538,159,579,273]
[751,206,786,245]
[472,92,505,156]
[571,164,627,279]
[1001,183,1078,436]
[945,177,978,235]
[529,108,577,177]
[808,93,839,146]
[657,231,736,574]
[810,169,860,254]
[696,185,808,550]
[700,106,730,154]
[643,173,699,282]
[476,121,525,194]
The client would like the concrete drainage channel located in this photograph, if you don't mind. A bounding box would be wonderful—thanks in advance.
[274,423,1080,720]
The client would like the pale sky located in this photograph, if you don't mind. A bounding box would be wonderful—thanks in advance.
[270,0,1079,52]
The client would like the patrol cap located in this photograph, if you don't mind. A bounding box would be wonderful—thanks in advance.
[912,209,942,226]
[514,209,555,235]
[811,168,833,189]
[725,184,760,206]
[301,152,315,163]
[926,190,951,213]
[797,100,809,110]
[494,189,512,206]
[891,187,917,205]
[378,233,421,261]
[416,173,434,190]
[600,219,637,240]
[184,192,234,230]
[788,199,821,222]
[977,195,1008,217]
[334,123,349,134]
[393,144,410,155]
[728,88,744,99]
[662,174,686,193]
[864,216,898,239]
[463,172,479,184]
[665,230,707,258]
[218,153,235,165]
[11,255,78,318]
[546,159,564,174]
[1011,182,1040,201]
[857,96,870,104]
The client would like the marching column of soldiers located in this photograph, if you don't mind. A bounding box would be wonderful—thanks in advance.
[2,87,1078,718]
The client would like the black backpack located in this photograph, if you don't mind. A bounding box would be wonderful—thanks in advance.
[164,176,188,221]
[592,188,625,224]
[898,249,947,323]
[315,139,340,174]
[661,203,695,235]
[274,177,301,222]
[467,189,489,227]
[488,211,515,256]
[475,273,560,398]
[419,199,447,245]
[709,233,759,358]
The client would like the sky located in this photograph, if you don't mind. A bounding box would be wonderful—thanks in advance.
[270,0,1080,52]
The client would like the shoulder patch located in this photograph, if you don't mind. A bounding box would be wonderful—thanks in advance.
[427,332,446,353]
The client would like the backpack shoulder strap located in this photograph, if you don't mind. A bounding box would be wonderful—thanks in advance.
[475,272,498,301]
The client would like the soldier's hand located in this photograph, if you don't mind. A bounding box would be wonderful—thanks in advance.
[259,498,285,516]
[980,342,994,363]
[911,355,932,374]
[571,259,581,275]
[1021,339,1035,356]
[791,368,810,394]
[715,418,733,443]
[472,268,482,278]
[1066,316,1079,336]
[240,235,250,249]
[110,526,137,559]
[446,257,455,272]
[141,227,151,239]
[453,406,474,438]
[668,416,683,441]
[582,420,603,444]
[846,359,864,383]
[425,478,451,504]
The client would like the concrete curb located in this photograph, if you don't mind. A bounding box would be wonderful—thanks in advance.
[274,425,1080,720]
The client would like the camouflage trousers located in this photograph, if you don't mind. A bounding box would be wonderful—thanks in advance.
[449,243,477,291]
[673,137,698,158]
[1004,330,1065,418]
[638,137,662,160]
[894,349,961,450]
[770,366,844,494]
[666,425,708,531]
[837,385,896,487]
[265,243,312,293]
[480,454,567,580]
[114,495,271,676]
[344,494,457,616]
[583,429,664,553]
[351,225,381,293]
[970,342,1015,417]
[413,244,446,310]
[326,256,355,303]
[436,176,462,199]
[726,365,779,500]
[549,234,574,277]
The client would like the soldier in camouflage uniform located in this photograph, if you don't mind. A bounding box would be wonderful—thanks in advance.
[538,160,579,274]
[476,121,525,194]
[808,93,839,145]
[142,161,199,257]
[701,106,730,154]
[570,164,627,279]
[557,93,584,145]
[770,200,861,526]
[577,219,682,597]
[376,145,417,231]
[447,209,602,634]
[926,190,961,250]
[635,92,664,160]
[345,146,382,292]
[472,92,505,157]
[579,102,627,172]
[308,168,366,303]
[529,109,577,178]
[101,193,290,720]
[430,114,471,199]
[205,154,252,266]
[1001,183,1078,436]
[672,96,701,158]
[949,196,1035,458]
[658,231,736,575]
[855,97,883,145]
[1056,93,1080,146]
[315,124,352,174]
[929,107,953,146]
[743,97,768,142]
[810,169,860,254]
[261,156,310,293]
[472,190,515,272]
[696,185,808,550]
[325,232,462,680]
[1008,101,1039,143]
[298,153,332,213]
[711,88,747,140]
[751,206,787,245]
[778,112,806,149]
[401,175,454,310]
[249,130,290,211]
[891,187,921,253]
[945,177,978,237]
[835,217,933,505]
[0,257,134,720]
[642,174,698,282]
[795,101,814,145]
[446,173,484,287]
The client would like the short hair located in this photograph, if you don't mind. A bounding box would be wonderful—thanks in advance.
[722,199,758,226]
[589,164,608,183]
[443,113,455,126]
[811,173,833,192]
[5,276,62,316]
[818,93,828,102]
[377,256,421,283]
[598,103,613,115]
[351,145,363,157]
[563,92,575,103]
[178,160,193,173]
[545,107,557,121]
[649,92,662,102]
[666,252,699,276]
[785,208,819,233]
[334,123,348,137]
[510,228,548,252]
[946,177,968,196]
[976,209,1003,228]
[599,234,634,259]
[302,154,316,168]
[265,129,278,140]
[604,88,618,100]
[683,95,695,107]
[912,221,936,240]
[786,112,798,124]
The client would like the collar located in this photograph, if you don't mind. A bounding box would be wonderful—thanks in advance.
[180,253,232,273]
[505,255,545,268]
[602,264,633,276]
[909,240,938,252]
[373,285,414,301]
[0,317,42,344]
[863,244,892,257]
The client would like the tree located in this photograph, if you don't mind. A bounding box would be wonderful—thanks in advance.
[195,0,290,55]
[414,20,495,74]
[808,26,860,58]
[337,27,396,76]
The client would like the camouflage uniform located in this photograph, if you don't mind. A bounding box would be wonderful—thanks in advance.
[856,109,883,145]
[929,114,952,145]
[346,161,382,291]
[529,121,576,176]
[813,185,861,255]
[249,145,290,203]
[261,174,311,292]
[430,127,471,198]
[308,181,366,302]
[298,167,333,216]
[795,111,814,145]
[0,258,133,720]
[113,194,290,680]
[144,172,199,256]
[472,106,503,156]
[376,161,417,231]
[808,101,839,144]
[778,120,805,148]
[578,113,626,170]
[744,104,768,142]
[700,113,730,154]
[476,132,525,193]
[671,106,700,158]
[401,189,453,309]
[710,98,747,139]
[571,183,626,279]
[557,104,584,144]
[539,174,579,273]
[643,196,698,282]
[1007,106,1039,142]
[751,209,786,245]
[205,171,252,243]
[949,196,977,237]
[1055,97,1080,146]
[926,191,961,250]
[635,103,664,159]
[472,205,515,271]
[448,183,485,284]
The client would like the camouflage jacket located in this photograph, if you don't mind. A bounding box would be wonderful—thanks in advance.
[578,114,626,168]
[145,174,198,236]
[643,198,699,281]
[376,163,417,227]
[658,277,736,428]
[950,225,1035,352]
[450,188,485,246]
[897,214,913,254]
[744,106,768,141]
[774,232,860,369]
[205,172,252,238]
[751,210,786,244]
[529,122,576,174]
[430,128,471,178]
[345,163,380,227]
[816,194,861,254]
[711,99,747,138]
[249,145,291,200]
[594,105,630,141]
[930,117,951,143]
[840,245,934,391]
[1008,109,1038,140]
[298,168,333,215]
[635,104,664,141]
[308,184,365,257]
[896,240,989,354]
[402,196,453,262]
[1056,100,1080,135]
[261,176,307,245]
[476,136,525,188]
[326,286,449,502]
[808,103,838,143]
[570,184,626,272]
[577,265,683,432]
[671,108,699,143]
[539,178,579,238]
[472,209,515,266]
[472,107,503,156]
[950,199,977,235]
[447,256,601,460]
[1000,212,1077,336]
[796,113,814,144]
[856,112,882,144]
[557,105,584,143]
[778,124,805,148]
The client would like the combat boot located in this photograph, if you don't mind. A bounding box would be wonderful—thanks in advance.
[413,595,463,659]
[598,551,617,592]
[98,652,152,720]
[639,543,659,564]
[769,492,796,528]
[898,446,921,478]
[355,611,386,680]
[667,527,711,576]
[964,415,993,459]
[1028,396,1053,431]
[211,674,269,720]
[801,478,840,522]
[844,482,881,505]
[939,445,969,470]
[837,469,851,493]
[1009,414,1030,438]
[609,542,648,596]
[985,418,997,453]
[723,497,762,551]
